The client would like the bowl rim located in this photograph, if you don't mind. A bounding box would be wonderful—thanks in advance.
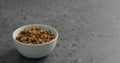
[12,24,58,46]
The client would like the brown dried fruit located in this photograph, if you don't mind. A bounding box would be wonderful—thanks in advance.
[16,27,55,44]
[20,37,28,41]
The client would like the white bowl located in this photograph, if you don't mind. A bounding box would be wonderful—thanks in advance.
[12,24,58,58]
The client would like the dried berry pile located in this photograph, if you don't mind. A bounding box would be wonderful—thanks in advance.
[16,27,55,44]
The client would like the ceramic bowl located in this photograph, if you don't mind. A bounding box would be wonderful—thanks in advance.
[12,24,58,58]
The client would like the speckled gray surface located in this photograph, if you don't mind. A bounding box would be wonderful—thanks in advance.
[1,0,120,63]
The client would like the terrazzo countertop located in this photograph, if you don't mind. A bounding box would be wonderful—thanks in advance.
[1,0,120,63]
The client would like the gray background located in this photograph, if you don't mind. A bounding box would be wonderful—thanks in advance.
[0,0,120,63]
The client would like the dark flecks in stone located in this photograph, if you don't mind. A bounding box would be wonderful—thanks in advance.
[60,38,63,41]
[0,6,2,9]
[72,43,77,47]
[80,16,86,21]
[63,14,67,17]
[35,14,40,17]
[73,59,78,63]
[3,18,7,21]
[91,33,94,36]
[61,19,65,21]
[21,9,24,12]
[74,37,79,41]
[63,6,66,9]
[97,49,100,52]
[64,38,69,41]
[71,28,75,31]
[53,25,57,28]
[55,10,59,13]
[41,15,46,18]
[0,41,3,44]
[71,48,76,53]
[105,35,112,38]
[56,44,60,47]
[23,16,27,20]
[67,53,73,56]
[49,14,54,17]
[89,57,93,62]
[90,38,92,40]
[97,34,104,37]
[87,56,89,58]
[86,21,90,24]
[101,58,106,61]
[81,31,84,34]
[50,58,55,62]
[62,46,66,49]
[1,19,8,28]
[76,20,81,23]
[54,52,59,57]
[74,36,79,41]
[0,12,3,16]
[86,36,89,39]
[55,4,59,6]
[86,56,94,63]
[82,45,85,48]
[95,61,101,63]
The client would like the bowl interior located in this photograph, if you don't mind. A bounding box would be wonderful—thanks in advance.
[13,24,58,45]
